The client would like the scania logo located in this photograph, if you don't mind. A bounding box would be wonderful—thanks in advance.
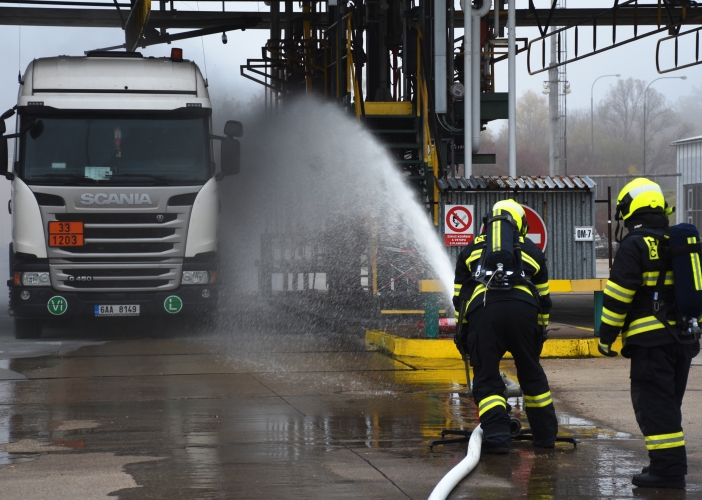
[156,214,164,222]
[80,193,153,205]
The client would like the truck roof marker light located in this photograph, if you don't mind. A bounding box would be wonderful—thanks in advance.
[171,48,183,61]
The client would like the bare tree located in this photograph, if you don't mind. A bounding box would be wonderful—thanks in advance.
[676,84,702,136]
[480,90,549,176]
[473,79,691,179]
[516,90,549,152]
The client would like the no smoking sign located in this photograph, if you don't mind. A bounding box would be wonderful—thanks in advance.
[444,205,474,246]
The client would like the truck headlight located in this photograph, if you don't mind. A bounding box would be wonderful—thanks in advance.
[182,271,209,285]
[22,272,50,286]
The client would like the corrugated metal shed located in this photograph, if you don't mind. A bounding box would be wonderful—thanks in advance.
[436,175,597,192]
[438,175,595,280]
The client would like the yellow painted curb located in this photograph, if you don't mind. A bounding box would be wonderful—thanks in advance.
[366,330,624,359]
[418,279,608,294]
[549,279,607,292]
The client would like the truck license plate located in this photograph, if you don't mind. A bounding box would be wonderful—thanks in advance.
[94,305,140,317]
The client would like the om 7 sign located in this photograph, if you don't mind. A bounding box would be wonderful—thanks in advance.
[574,226,595,241]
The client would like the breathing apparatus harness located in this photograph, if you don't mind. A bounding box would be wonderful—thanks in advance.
[627,226,702,345]
[472,214,527,297]
[454,212,546,355]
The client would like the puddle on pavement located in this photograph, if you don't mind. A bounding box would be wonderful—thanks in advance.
[0,335,696,499]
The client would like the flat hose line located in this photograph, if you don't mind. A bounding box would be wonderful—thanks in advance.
[427,424,483,500]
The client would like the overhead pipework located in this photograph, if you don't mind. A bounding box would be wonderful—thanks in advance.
[463,0,492,178]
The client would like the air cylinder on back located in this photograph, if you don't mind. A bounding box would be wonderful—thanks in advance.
[669,223,702,320]
[484,211,518,273]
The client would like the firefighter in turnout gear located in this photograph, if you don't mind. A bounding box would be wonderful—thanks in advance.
[599,178,700,489]
[453,199,557,453]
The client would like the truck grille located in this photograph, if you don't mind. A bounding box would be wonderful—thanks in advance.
[55,213,179,224]
[64,243,174,254]
[50,263,181,292]
[44,209,189,259]
[41,202,193,292]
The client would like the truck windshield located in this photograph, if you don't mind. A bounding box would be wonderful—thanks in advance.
[20,115,210,185]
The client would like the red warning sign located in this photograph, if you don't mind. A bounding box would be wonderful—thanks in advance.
[523,205,547,251]
[444,205,474,246]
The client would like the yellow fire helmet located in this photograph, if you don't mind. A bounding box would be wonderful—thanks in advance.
[616,178,667,221]
[492,199,528,235]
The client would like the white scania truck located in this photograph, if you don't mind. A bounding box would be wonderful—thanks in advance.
[0,50,242,338]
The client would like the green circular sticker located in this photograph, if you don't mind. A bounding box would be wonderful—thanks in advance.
[47,296,67,315]
[164,295,183,314]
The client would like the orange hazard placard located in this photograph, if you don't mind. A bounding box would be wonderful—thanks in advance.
[49,221,84,235]
[49,221,84,247]
[49,234,84,247]
[444,205,474,247]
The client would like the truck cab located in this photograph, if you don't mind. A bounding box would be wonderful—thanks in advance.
[0,50,241,338]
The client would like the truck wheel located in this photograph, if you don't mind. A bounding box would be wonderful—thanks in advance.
[14,318,43,339]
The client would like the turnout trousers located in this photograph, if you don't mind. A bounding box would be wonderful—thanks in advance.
[465,300,558,446]
[628,343,696,477]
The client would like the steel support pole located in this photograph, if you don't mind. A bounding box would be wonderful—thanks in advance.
[434,0,447,113]
[642,91,655,175]
[471,9,480,153]
[507,0,516,176]
[464,1,491,175]
[591,92,594,170]
[548,27,558,176]
[463,1,472,176]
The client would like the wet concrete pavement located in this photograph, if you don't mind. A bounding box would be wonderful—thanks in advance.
[0,296,699,499]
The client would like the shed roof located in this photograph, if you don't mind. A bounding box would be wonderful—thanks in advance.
[671,135,702,146]
[435,175,596,191]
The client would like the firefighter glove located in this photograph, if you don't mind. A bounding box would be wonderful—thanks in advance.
[598,341,618,357]
[454,337,466,357]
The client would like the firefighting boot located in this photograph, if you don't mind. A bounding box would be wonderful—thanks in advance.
[482,434,511,454]
[632,472,685,489]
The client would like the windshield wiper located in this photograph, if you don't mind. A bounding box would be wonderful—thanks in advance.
[110,173,173,184]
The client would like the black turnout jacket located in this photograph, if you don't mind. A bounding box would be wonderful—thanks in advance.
[599,227,679,348]
[453,234,552,327]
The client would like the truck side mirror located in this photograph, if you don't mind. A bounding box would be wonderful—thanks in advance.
[221,138,240,176]
[0,108,16,178]
[223,120,243,138]
[0,137,7,177]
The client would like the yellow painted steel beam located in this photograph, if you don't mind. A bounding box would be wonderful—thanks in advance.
[363,102,413,115]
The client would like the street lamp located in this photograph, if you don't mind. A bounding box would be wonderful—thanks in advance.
[591,74,620,171]
[643,75,687,173]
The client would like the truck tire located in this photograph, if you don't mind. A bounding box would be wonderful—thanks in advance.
[14,318,43,339]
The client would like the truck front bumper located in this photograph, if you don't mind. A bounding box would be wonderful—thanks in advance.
[9,286,218,320]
